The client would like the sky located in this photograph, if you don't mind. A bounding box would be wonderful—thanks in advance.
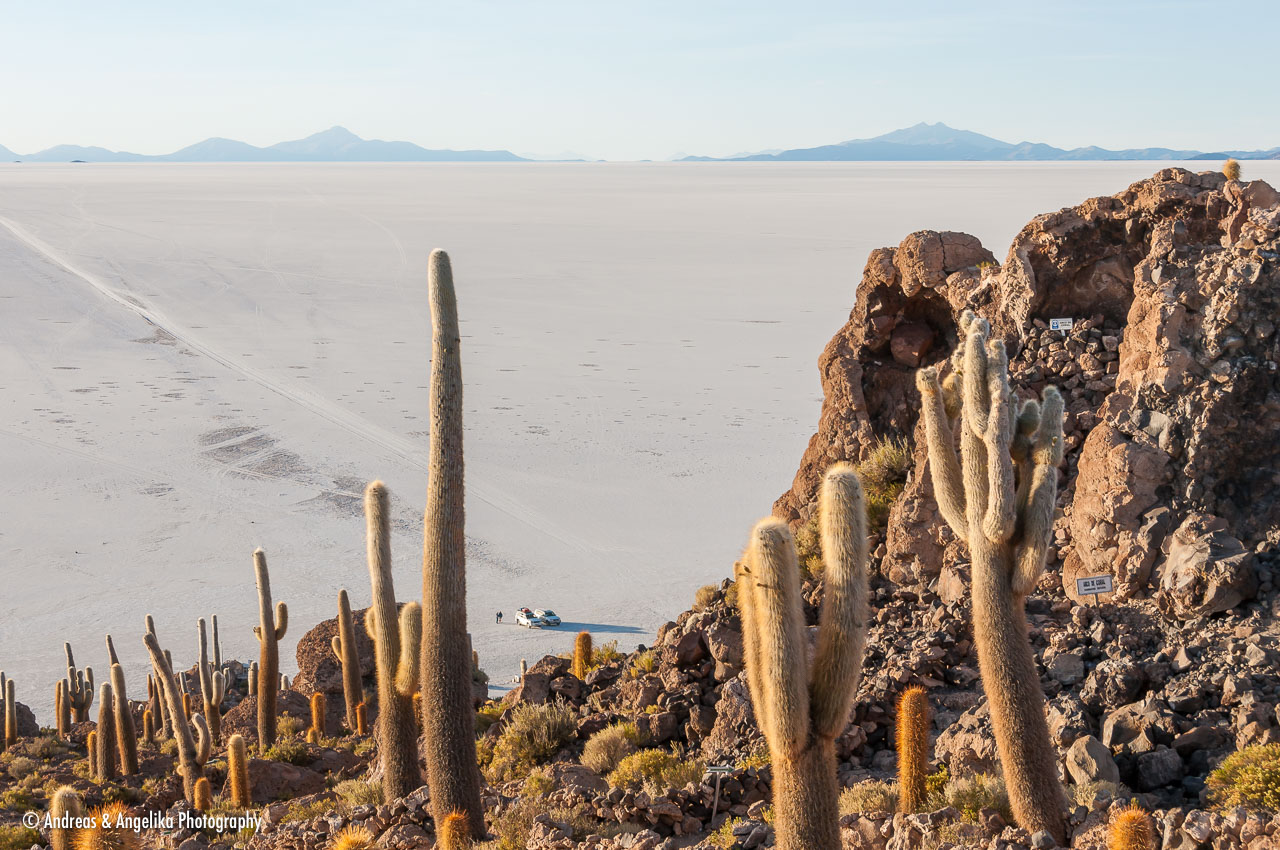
[1,0,1276,161]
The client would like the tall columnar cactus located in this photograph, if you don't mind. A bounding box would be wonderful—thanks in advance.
[3,678,15,749]
[110,663,139,775]
[55,680,69,738]
[1109,804,1156,850]
[896,686,929,813]
[735,464,870,850]
[65,644,93,722]
[332,589,364,732]
[228,733,252,808]
[420,249,486,837]
[142,710,155,746]
[49,785,82,850]
[105,634,120,666]
[143,629,205,804]
[364,481,425,801]
[310,692,327,738]
[916,311,1066,841]
[146,674,166,740]
[95,682,118,781]
[248,662,258,698]
[197,618,226,744]
[212,614,223,669]
[194,777,213,811]
[572,632,593,680]
[252,548,288,748]
[86,730,98,779]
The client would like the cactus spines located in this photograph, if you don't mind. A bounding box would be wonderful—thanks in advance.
[916,312,1066,841]
[364,480,425,801]
[438,811,474,850]
[65,643,94,722]
[571,632,593,680]
[194,776,213,811]
[355,701,368,735]
[420,249,486,837]
[77,802,142,850]
[49,785,82,850]
[310,692,327,738]
[228,733,252,807]
[896,686,929,813]
[95,682,119,780]
[1108,803,1156,850]
[252,548,288,747]
[143,630,206,803]
[109,663,138,775]
[3,678,15,749]
[736,463,870,850]
[333,589,364,732]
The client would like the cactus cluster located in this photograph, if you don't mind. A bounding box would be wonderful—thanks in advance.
[143,625,205,804]
[363,480,424,802]
[735,464,871,850]
[916,310,1067,841]
[197,618,227,744]
[252,549,288,747]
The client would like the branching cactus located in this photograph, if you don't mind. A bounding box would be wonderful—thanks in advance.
[143,629,205,804]
[916,310,1066,841]
[64,644,93,722]
[896,686,929,813]
[197,618,226,743]
[109,663,138,775]
[420,249,486,837]
[228,733,252,807]
[735,464,870,850]
[252,548,288,747]
[332,589,364,732]
[95,682,118,781]
[364,481,424,801]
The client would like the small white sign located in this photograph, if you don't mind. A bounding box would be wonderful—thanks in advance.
[706,765,735,775]
[1075,575,1114,596]
[1050,317,1074,332]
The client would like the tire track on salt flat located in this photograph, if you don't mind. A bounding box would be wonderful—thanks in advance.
[0,216,594,554]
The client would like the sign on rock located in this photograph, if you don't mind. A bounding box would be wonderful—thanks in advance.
[1050,317,1074,331]
[1075,575,1114,596]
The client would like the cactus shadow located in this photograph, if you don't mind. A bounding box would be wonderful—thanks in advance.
[553,621,647,635]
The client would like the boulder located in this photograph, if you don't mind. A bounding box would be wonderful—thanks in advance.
[1156,513,1258,619]
[246,757,326,803]
[1064,735,1120,786]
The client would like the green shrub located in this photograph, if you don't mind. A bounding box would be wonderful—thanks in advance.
[1208,744,1280,812]
[695,584,718,609]
[581,722,640,775]
[0,826,41,850]
[839,780,898,815]
[735,745,770,770]
[334,778,382,807]
[5,757,36,780]
[628,650,657,678]
[476,701,505,735]
[263,738,310,766]
[607,748,704,794]
[708,817,747,848]
[859,436,912,530]
[486,702,577,783]
[277,712,302,739]
[592,640,624,670]
[522,766,554,796]
[489,798,602,850]
[944,773,1012,823]
[724,580,739,610]
[1224,159,1242,181]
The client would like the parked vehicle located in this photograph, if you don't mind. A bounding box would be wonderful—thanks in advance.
[534,608,561,627]
[515,607,542,628]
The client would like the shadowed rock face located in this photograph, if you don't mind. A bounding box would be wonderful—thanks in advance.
[775,167,1280,607]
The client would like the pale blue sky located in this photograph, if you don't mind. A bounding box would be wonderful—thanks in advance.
[1,0,1274,160]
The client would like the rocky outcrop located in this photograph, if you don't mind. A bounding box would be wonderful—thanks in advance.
[776,168,1280,612]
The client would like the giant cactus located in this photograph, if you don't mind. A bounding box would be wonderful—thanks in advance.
[735,464,870,850]
[896,686,929,813]
[420,250,486,836]
[227,733,252,808]
[64,644,93,722]
[109,663,138,775]
[364,481,424,801]
[3,677,15,749]
[197,618,226,744]
[143,628,205,803]
[95,682,118,781]
[915,311,1066,841]
[331,589,364,732]
[252,548,288,747]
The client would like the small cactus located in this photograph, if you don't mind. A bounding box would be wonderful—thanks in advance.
[142,710,155,746]
[49,785,82,850]
[95,682,119,781]
[86,729,99,779]
[228,733,252,807]
[310,691,327,739]
[306,727,320,745]
[355,701,368,735]
[252,548,288,747]
[571,632,593,680]
[1108,803,1156,850]
[437,811,474,850]
[896,686,930,813]
[332,589,364,732]
[75,801,142,850]
[1224,158,1242,181]
[109,663,139,775]
[329,825,376,850]
[194,776,213,811]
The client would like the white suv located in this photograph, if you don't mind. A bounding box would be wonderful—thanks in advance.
[515,607,542,628]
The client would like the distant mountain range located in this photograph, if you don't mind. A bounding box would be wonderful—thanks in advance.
[681,122,1280,162]
[0,127,528,163]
